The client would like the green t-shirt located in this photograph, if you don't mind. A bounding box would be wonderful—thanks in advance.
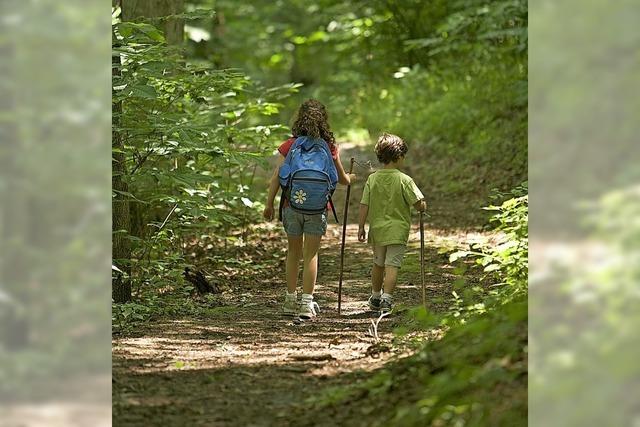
[360,169,424,246]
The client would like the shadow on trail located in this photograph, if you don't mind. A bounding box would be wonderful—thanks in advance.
[113,356,385,427]
[113,217,487,426]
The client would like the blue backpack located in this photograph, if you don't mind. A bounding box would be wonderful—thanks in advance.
[278,136,339,222]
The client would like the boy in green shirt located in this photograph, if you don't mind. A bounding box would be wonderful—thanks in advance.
[358,133,426,313]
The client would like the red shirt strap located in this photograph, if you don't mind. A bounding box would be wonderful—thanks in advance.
[277,137,338,160]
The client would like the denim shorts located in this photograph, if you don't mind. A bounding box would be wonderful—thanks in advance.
[282,206,327,236]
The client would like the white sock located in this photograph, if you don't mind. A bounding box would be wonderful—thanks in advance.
[286,290,296,299]
[381,292,393,301]
[372,290,381,297]
[301,293,313,303]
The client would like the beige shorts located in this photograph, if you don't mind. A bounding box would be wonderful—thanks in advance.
[373,244,407,268]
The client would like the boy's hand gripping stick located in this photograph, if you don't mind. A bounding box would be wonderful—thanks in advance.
[338,157,355,315]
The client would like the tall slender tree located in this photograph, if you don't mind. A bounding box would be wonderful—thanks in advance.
[112,25,131,303]
[112,0,185,302]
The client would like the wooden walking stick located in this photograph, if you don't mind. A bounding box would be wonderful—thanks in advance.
[337,157,355,315]
[420,210,426,309]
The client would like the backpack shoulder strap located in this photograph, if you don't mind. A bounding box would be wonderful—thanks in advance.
[328,194,339,223]
[278,188,285,222]
[278,138,302,221]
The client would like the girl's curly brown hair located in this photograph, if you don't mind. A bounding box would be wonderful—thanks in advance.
[291,99,336,148]
[375,133,408,164]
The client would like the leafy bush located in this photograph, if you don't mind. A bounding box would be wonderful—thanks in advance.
[390,297,527,426]
[112,302,152,333]
[309,296,527,426]
[450,182,528,302]
[112,16,297,294]
[307,186,529,425]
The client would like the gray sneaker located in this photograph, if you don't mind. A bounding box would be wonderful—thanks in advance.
[298,299,320,319]
[380,298,393,314]
[283,295,297,316]
[368,295,381,311]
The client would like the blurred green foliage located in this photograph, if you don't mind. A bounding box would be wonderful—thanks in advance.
[1,0,111,400]
[528,1,640,425]
[529,0,640,234]
[529,185,640,426]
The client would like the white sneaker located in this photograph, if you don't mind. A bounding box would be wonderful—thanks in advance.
[283,294,297,316]
[298,299,320,319]
[380,298,393,314]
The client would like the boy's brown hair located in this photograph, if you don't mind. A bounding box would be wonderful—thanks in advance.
[375,133,408,164]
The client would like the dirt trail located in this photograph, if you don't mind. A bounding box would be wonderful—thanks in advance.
[113,144,491,426]
[112,219,485,426]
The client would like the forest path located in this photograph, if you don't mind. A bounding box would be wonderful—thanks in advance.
[112,219,487,426]
[112,143,491,426]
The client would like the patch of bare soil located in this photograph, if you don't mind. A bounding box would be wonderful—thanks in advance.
[112,220,492,427]
[113,141,496,426]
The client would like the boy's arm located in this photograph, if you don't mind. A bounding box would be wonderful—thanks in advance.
[414,199,427,212]
[358,203,368,242]
[403,177,426,212]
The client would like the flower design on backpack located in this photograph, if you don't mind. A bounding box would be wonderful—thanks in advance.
[293,189,307,205]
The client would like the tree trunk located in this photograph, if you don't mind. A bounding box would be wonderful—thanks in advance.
[122,0,185,45]
[112,29,131,303]
[112,1,184,303]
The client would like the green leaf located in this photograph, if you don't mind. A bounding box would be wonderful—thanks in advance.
[140,61,169,76]
[130,84,157,99]
[178,129,195,144]
[484,264,501,272]
[117,22,165,42]
[449,251,469,262]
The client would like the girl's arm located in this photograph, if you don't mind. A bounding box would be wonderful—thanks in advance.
[263,155,285,221]
[358,203,368,242]
[334,151,356,185]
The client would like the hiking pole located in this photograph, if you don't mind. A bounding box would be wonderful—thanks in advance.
[337,157,355,315]
[420,210,426,309]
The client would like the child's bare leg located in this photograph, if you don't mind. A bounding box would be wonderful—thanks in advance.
[383,266,399,294]
[286,235,303,293]
[302,234,322,295]
[372,264,384,293]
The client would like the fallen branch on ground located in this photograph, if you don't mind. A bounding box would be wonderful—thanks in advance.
[289,354,335,362]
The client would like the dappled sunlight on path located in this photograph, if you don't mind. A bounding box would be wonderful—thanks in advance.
[113,221,495,426]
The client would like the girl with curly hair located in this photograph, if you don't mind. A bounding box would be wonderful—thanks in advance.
[263,99,356,319]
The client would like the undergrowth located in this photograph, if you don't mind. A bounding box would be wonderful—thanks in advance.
[306,185,528,426]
